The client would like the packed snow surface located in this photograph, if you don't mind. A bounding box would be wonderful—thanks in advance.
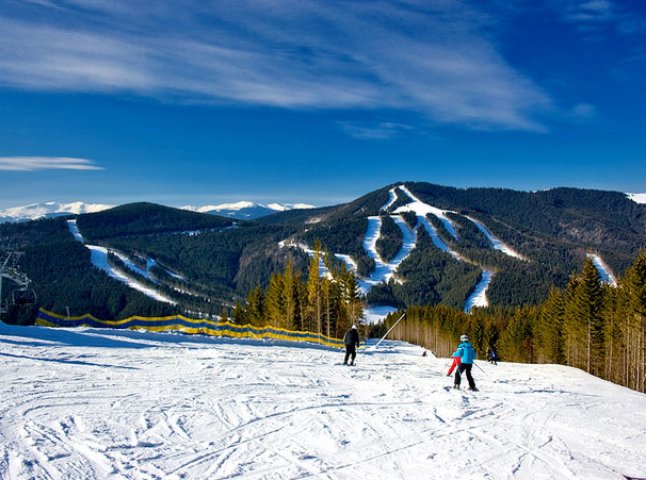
[1,322,645,480]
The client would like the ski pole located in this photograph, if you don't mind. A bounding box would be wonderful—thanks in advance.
[372,313,406,349]
[473,361,486,373]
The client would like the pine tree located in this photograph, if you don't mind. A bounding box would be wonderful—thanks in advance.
[282,258,296,330]
[536,288,565,364]
[233,301,246,324]
[621,250,646,392]
[246,285,265,326]
[306,240,322,334]
[577,258,605,375]
[265,273,284,328]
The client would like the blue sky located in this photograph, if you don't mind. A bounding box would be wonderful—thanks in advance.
[0,0,645,209]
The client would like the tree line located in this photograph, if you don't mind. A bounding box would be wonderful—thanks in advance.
[229,241,363,338]
[375,250,646,393]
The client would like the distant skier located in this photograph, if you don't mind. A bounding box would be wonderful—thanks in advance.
[447,349,461,376]
[453,334,478,391]
[343,324,360,366]
[487,347,498,365]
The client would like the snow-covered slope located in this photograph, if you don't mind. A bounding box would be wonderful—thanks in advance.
[1,322,645,480]
[67,220,176,304]
[0,201,114,223]
[182,201,315,220]
[627,193,646,204]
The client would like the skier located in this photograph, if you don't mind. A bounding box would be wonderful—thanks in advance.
[453,334,478,391]
[487,347,498,365]
[447,349,461,376]
[343,324,360,366]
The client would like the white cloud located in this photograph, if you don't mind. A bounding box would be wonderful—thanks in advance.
[0,1,553,131]
[0,157,103,171]
[338,121,414,140]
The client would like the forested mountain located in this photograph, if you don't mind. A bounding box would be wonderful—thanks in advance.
[1,182,644,325]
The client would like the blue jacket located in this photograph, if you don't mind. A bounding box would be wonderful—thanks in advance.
[456,342,477,364]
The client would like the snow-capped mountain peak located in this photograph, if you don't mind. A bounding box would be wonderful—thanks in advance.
[181,201,315,219]
[0,201,114,223]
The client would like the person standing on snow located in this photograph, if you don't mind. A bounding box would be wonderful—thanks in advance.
[487,347,498,365]
[453,334,478,391]
[343,324,360,365]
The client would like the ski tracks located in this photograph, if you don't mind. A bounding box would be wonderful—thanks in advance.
[2,325,645,479]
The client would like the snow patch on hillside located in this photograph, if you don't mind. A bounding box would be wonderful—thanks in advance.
[416,216,464,261]
[396,185,458,239]
[1,323,645,480]
[627,193,646,204]
[358,216,417,293]
[86,246,176,304]
[380,187,399,211]
[464,269,494,312]
[587,253,618,287]
[467,216,526,260]
[67,220,176,304]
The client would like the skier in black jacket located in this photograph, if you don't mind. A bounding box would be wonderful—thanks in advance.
[343,324,360,365]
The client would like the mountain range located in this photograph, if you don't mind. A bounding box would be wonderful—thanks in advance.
[0,200,316,223]
[1,182,645,324]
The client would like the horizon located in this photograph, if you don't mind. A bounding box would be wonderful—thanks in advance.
[1,1,645,210]
[2,181,646,214]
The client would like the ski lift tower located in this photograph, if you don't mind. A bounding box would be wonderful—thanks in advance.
[0,253,12,315]
[0,252,31,317]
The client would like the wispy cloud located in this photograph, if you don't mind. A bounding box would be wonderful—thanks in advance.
[0,157,103,171]
[338,121,414,140]
[0,1,552,131]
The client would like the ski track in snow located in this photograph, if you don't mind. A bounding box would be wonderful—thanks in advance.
[67,220,176,305]
[464,270,494,313]
[380,187,399,211]
[358,216,417,294]
[396,185,458,240]
[282,184,513,319]
[282,183,533,318]
[466,216,525,260]
[586,253,618,287]
[1,323,645,480]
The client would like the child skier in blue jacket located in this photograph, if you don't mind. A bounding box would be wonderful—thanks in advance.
[453,335,478,391]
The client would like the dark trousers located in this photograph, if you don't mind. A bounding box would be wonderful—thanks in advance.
[455,363,476,389]
[344,345,357,364]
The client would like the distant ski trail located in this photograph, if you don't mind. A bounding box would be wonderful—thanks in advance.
[283,183,533,316]
[380,187,399,211]
[464,269,494,313]
[358,215,417,294]
[67,219,176,305]
[416,216,463,261]
[466,216,525,260]
[396,185,458,240]
[586,253,617,286]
